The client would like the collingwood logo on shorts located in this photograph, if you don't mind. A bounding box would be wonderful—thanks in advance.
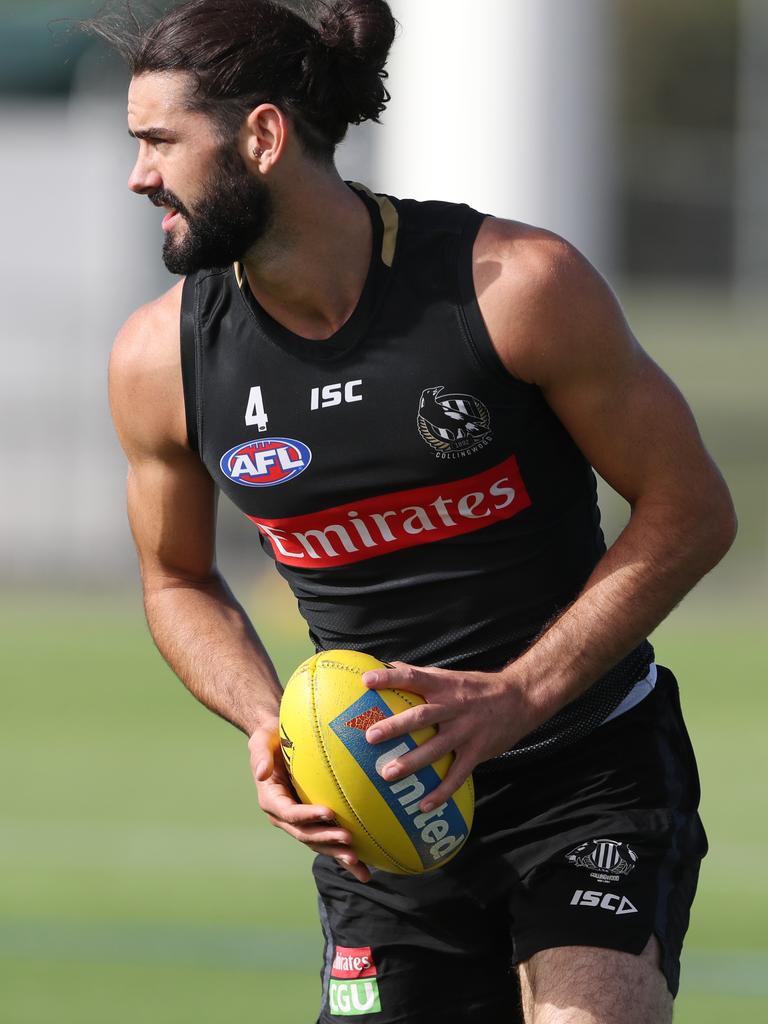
[417,386,492,459]
[565,838,638,884]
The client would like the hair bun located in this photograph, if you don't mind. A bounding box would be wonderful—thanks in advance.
[318,0,396,68]
[301,0,396,132]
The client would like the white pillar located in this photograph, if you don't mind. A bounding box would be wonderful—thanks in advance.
[375,0,615,272]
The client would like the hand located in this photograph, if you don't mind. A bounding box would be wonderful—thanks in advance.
[248,721,371,883]
[361,662,540,810]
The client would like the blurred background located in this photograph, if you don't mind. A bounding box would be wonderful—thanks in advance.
[1,1,766,1021]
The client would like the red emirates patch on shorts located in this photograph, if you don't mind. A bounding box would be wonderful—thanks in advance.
[331,946,377,979]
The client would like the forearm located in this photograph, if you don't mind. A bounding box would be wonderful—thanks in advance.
[511,492,736,724]
[142,568,283,735]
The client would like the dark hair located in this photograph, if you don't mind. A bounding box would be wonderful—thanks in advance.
[79,0,397,160]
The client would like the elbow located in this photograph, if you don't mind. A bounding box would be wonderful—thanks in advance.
[696,480,738,571]
[139,561,222,597]
[713,492,738,561]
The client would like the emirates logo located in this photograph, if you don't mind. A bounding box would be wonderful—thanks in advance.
[250,456,531,569]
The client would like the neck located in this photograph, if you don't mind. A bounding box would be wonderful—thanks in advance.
[240,169,373,340]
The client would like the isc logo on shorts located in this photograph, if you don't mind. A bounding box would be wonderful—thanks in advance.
[328,945,381,1016]
[570,889,638,915]
[219,437,312,487]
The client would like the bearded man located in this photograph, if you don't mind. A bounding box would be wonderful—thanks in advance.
[86,2,737,1021]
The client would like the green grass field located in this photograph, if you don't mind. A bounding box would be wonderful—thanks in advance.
[1,586,766,1022]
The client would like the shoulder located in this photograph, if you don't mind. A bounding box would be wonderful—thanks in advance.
[474,216,602,301]
[473,217,634,387]
[109,280,187,457]
[112,279,184,371]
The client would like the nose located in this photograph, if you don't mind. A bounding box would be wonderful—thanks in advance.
[128,153,162,195]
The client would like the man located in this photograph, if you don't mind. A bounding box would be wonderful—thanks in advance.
[93,1,736,1021]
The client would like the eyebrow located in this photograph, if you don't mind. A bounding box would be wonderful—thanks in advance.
[128,127,177,141]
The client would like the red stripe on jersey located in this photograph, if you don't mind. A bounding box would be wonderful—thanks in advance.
[247,456,531,569]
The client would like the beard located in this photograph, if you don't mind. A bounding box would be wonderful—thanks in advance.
[151,143,273,276]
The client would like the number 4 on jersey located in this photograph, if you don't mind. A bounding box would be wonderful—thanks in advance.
[245,386,269,432]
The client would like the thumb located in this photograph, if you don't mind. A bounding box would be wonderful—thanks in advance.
[248,727,275,781]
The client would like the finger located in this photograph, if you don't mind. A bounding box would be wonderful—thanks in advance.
[377,731,458,783]
[252,756,274,782]
[248,729,277,781]
[264,806,354,843]
[264,819,371,881]
[268,817,355,847]
[272,811,353,841]
[335,857,371,884]
[362,661,442,696]
[260,788,337,826]
[417,754,474,813]
[365,701,445,745]
[263,810,371,881]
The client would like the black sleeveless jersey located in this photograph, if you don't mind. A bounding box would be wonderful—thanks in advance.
[180,183,652,760]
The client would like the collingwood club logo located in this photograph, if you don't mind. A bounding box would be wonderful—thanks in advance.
[565,838,638,884]
[417,386,492,459]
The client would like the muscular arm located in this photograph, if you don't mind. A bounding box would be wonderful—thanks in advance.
[476,221,738,719]
[363,221,737,806]
[111,285,369,879]
[110,284,282,735]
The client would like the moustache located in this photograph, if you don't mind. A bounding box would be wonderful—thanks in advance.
[148,190,191,219]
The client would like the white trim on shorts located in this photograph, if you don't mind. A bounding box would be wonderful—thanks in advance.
[601,662,658,725]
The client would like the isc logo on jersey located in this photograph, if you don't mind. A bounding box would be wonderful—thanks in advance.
[220,438,312,487]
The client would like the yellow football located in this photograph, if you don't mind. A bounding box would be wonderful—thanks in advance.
[278,649,474,874]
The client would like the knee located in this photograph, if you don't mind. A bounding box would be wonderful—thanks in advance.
[518,938,672,1024]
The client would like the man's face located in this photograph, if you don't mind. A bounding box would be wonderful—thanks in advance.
[127,73,272,274]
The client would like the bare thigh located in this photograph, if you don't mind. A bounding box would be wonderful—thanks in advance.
[518,936,673,1024]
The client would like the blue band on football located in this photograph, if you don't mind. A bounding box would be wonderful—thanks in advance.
[330,691,468,870]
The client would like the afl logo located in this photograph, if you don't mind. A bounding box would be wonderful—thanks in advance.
[220,438,312,488]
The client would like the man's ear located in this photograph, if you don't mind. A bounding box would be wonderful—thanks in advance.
[244,103,288,172]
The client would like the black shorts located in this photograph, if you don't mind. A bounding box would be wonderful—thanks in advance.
[313,666,707,1023]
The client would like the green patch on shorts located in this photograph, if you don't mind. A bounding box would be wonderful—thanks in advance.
[329,977,382,1015]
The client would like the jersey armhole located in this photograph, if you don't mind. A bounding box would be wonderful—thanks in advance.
[456,211,532,388]
[180,275,201,455]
